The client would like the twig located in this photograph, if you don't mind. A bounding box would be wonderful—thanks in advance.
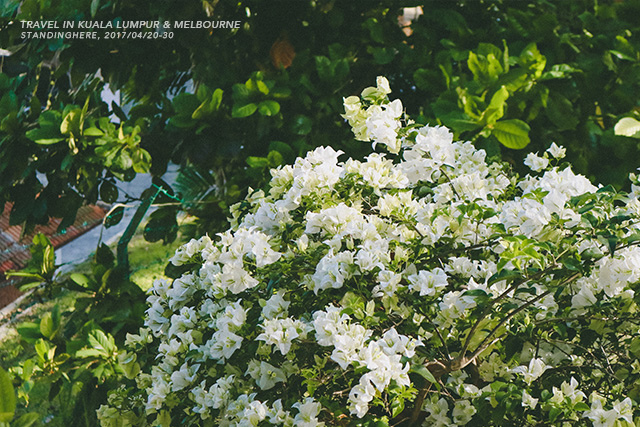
[459,264,558,360]
[465,272,581,367]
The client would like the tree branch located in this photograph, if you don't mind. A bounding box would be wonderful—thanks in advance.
[465,272,581,368]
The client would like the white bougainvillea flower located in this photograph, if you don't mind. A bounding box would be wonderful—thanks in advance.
[511,358,548,385]
[546,142,566,159]
[99,77,640,427]
[523,152,549,172]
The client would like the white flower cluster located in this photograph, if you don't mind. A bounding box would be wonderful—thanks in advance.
[572,247,640,309]
[583,394,633,427]
[501,166,597,239]
[342,76,403,153]
[100,78,640,426]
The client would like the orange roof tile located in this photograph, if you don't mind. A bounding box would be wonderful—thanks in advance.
[0,202,108,309]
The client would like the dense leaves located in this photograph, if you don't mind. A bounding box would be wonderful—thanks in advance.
[1,0,640,235]
[2,1,640,425]
[95,79,640,427]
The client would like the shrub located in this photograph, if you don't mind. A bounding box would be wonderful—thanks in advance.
[99,78,640,426]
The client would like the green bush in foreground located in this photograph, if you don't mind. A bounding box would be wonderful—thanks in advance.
[97,78,640,426]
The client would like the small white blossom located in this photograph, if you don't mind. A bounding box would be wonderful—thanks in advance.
[524,152,549,172]
[546,142,566,159]
[521,390,539,409]
[511,358,548,385]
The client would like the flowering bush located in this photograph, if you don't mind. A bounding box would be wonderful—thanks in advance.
[99,78,640,426]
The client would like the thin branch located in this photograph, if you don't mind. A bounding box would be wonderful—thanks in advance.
[421,239,495,266]
[466,272,581,366]
[535,314,640,326]
[430,321,451,360]
[459,263,558,359]
[541,338,619,384]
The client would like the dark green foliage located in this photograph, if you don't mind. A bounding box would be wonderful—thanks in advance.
[1,0,638,234]
[1,0,640,424]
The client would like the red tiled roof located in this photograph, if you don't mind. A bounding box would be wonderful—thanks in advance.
[0,202,108,309]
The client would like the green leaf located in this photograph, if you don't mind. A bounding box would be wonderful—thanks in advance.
[231,103,257,118]
[614,117,640,138]
[132,148,152,173]
[75,348,105,358]
[333,59,349,81]
[172,93,200,116]
[104,205,125,228]
[12,413,40,427]
[491,119,530,149]
[167,115,195,129]
[84,126,104,136]
[410,364,437,384]
[256,80,269,95]
[119,353,140,379]
[549,407,562,422]
[292,115,312,135]
[69,273,95,291]
[192,88,224,119]
[609,50,635,61]
[25,126,64,145]
[143,207,178,244]
[17,323,42,342]
[38,110,62,127]
[363,17,384,43]
[114,148,133,170]
[0,91,17,117]
[630,337,640,358]
[539,63,579,80]
[246,156,269,169]
[232,83,250,101]
[0,74,9,91]
[95,243,115,267]
[390,397,404,418]
[88,329,116,355]
[0,112,19,133]
[463,289,489,297]
[573,402,590,412]
[4,271,42,280]
[481,86,509,125]
[99,181,118,204]
[42,244,54,275]
[546,93,578,131]
[477,42,503,61]
[519,43,546,78]
[268,141,296,164]
[439,111,480,132]
[414,68,440,91]
[210,88,223,110]
[267,150,284,167]
[468,50,504,85]
[34,339,52,363]
[60,109,81,135]
[0,367,16,422]
[369,46,395,65]
[90,0,99,17]
[258,100,280,117]
[156,411,171,427]
[488,269,522,284]
[18,280,42,291]
[314,56,332,81]
[40,312,56,340]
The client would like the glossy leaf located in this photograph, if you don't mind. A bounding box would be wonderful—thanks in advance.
[491,119,531,149]
[0,367,15,423]
[258,100,280,117]
[104,206,125,228]
[231,103,258,118]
